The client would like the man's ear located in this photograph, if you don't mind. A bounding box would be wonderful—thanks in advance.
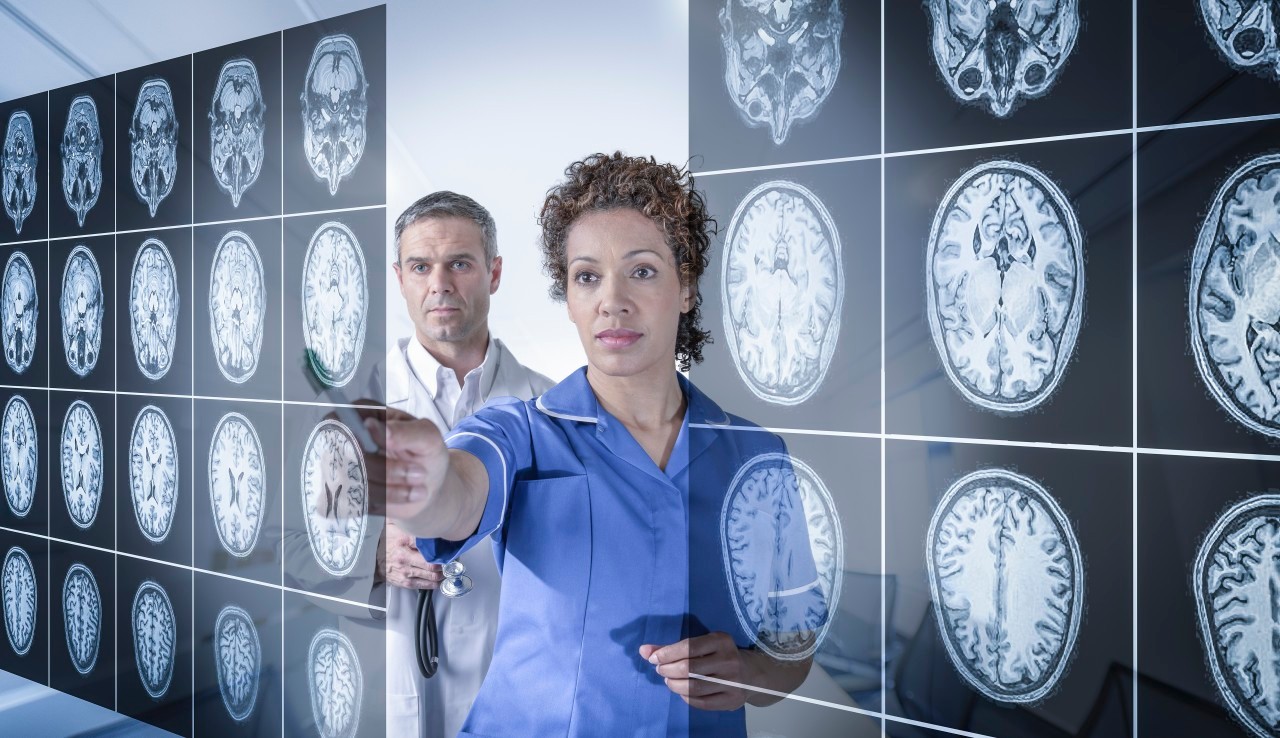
[489,255,503,294]
[393,261,404,295]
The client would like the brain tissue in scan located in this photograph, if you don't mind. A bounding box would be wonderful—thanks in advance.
[61,400,103,530]
[927,0,1079,117]
[927,160,1084,412]
[308,628,362,738]
[927,468,1083,703]
[2,395,37,519]
[61,96,102,228]
[1191,154,1280,439]
[214,604,260,722]
[208,412,265,558]
[62,563,100,675]
[129,238,180,381]
[2,110,37,234]
[209,58,266,208]
[718,0,844,145]
[1200,0,1280,80]
[721,452,841,661]
[130,79,178,218]
[2,252,37,375]
[2,546,35,657]
[129,406,179,544]
[60,245,103,377]
[302,221,367,388]
[302,34,368,196]
[301,419,367,577]
[131,580,175,699]
[209,230,266,383]
[1195,495,1280,738]
[722,181,843,406]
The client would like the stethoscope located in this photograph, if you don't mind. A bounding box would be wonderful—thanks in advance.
[415,560,474,679]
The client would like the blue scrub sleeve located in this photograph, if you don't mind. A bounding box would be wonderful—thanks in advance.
[416,397,533,564]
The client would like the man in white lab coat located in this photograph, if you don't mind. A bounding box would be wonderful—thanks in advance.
[378,191,553,737]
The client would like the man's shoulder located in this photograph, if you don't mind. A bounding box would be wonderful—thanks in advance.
[492,338,556,397]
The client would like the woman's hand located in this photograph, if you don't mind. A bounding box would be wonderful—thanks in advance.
[366,408,449,535]
[639,633,812,711]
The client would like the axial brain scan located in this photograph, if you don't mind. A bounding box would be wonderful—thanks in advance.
[308,628,362,738]
[208,412,265,558]
[927,0,1079,117]
[130,78,178,218]
[1200,0,1280,80]
[718,0,844,145]
[60,245,103,377]
[61,400,103,530]
[302,34,368,196]
[1195,495,1280,738]
[722,181,843,405]
[2,110,36,234]
[209,58,266,208]
[2,546,35,656]
[129,405,179,543]
[302,221,367,388]
[927,160,1084,412]
[214,604,260,722]
[62,563,100,675]
[927,468,1083,703]
[2,251,38,375]
[61,96,102,228]
[2,395,37,519]
[129,238,180,381]
[131,580,175,699]
[1191,154,1280,438]
[209,230,266,383]
[721,452,841,661]
[301,419,367,577]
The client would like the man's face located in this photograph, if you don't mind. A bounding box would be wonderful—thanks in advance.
[395,216,500,349]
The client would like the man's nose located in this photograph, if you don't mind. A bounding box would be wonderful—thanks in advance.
[427,269,453,294]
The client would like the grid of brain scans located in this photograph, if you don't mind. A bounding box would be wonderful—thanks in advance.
[691,2,1280,737]
[0,5,386,736]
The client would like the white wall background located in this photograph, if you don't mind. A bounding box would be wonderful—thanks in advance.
[385,0,690,383]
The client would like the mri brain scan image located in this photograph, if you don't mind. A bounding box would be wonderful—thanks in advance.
[209,230,266,383]
[2,395,37,519]
[302,34,368,196]
[131,580,175,699]
[61,96,102,228]
[208,412,265,558]
[2,110,37,234]
[1194,495,1280,738]
[927,468,1083,703]
[927,160,1084,412]
[60,245,103,377]
[722,181,843,405]
[1191,154,1280,439]
[302,221,367,388]
[129,78,178,218]
[926,0,1079,117]
[209,58,266,208]
[129,238,180,381]
[718,0,844,145]
[301,419,368,577]
[214,604,260,722]
[308,628,362,738]
[129,405,179,544]
[61,400,103,530]
[2,251,37,375]
[2,547,35,656]
[1200,0,1280,80]
[721,452,841,661]
[62,563,101,675]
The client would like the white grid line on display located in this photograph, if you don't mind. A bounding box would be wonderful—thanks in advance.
[189,55,195,738]
[1131,0,1140,734]
[113,69,118,715]
[46,202,386,243]
[280,30,287,738]
[878,0,888,731]
[29,386,380,410]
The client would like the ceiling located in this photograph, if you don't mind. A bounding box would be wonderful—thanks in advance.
[0,0,380,102]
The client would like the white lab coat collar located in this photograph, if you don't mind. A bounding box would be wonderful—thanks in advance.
[383,335,551,421]
[404,334,499,401]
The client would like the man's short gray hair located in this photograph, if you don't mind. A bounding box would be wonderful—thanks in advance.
[393,191,498,265]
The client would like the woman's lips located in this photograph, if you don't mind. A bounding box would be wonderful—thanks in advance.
[595,328,642,349]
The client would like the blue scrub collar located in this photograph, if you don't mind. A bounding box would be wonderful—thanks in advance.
[535,367,731,427]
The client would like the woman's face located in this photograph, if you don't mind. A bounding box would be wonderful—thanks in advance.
[564,208,693,382]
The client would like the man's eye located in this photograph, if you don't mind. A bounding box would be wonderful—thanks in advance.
[451,261,470,270]
[412,264,427,274]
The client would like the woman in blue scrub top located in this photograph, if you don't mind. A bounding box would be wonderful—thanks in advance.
[381,153,827,737]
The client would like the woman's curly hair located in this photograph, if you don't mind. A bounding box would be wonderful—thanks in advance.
[539,152,714,371]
